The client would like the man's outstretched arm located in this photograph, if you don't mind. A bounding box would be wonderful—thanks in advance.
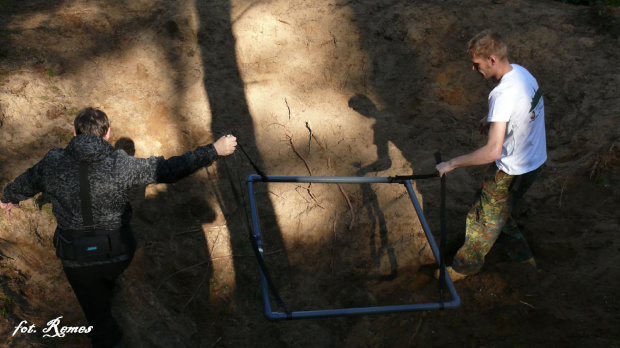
[155,135,237,184]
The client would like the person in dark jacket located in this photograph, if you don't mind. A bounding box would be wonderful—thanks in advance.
[0,107,237,348]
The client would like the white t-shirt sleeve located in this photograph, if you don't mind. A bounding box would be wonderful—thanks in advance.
[488,90,512,123]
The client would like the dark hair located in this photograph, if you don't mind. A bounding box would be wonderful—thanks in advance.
[467,30,508,61]
[74,107,110,137]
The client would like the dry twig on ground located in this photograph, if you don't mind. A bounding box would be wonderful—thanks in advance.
[180,232,221,313]
[305,121,312,155]
[284,127,324,209]
[408,317,424,347]
[337,183,354,230]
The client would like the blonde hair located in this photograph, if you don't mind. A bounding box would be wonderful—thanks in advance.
[467,30,508,61]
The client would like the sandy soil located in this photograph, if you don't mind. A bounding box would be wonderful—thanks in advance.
[1,0,619,347]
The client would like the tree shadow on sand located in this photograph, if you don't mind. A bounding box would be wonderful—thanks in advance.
[195,0,291,322]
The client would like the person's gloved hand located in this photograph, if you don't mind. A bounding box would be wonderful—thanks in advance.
[213,135,237,156]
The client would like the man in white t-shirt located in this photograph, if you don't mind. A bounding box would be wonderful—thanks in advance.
[435,30,546,281]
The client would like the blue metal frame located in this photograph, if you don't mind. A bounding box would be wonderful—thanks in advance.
[246,174,461,321]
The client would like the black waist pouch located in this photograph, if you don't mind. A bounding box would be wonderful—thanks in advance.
[54,227,132,263]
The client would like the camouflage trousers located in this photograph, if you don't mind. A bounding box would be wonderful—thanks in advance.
[452,164,543,275]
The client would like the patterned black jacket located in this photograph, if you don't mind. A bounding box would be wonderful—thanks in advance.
[2,134,219,235]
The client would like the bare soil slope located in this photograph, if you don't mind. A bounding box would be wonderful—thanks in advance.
[1,0,619,347]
